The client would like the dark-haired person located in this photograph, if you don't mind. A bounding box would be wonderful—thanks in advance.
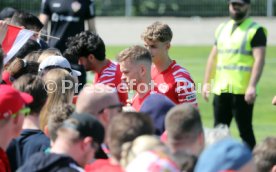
[65,31,128,104]
[10,11,48,49]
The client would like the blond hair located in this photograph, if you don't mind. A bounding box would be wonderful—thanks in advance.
[38,48,62,63]
[116,45,151,64]
[40,69,76,130]
[141,21,173,42]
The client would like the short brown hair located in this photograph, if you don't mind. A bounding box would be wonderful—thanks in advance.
[107,112,154,161]
[165,104,203,143]
[253,137,276,172]
[141,21,173,42]
[13,74,47,114]
[47,104,74,141]
[116,45,151,64]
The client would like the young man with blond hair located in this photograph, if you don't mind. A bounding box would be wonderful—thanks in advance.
[117,45,159,111]
[141,21,197,105]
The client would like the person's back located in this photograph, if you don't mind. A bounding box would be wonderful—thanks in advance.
[6,74,49,171]
[19,113,105,172]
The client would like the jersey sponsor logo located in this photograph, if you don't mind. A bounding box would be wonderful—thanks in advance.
[71,1,81,13]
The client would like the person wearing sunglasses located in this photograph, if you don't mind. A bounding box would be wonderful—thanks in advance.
[76,84,123,159]
[0,84,33,172]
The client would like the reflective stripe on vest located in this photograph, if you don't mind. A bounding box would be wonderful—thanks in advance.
[216,65,252,72]
[217,22,257,56]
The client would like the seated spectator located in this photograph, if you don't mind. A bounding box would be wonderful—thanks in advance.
[6,74,48,172]
[253,137,276,172]
[0,85,33,172]
[85,112,154,172]
[195,138,257,172]
[18,113,104,171]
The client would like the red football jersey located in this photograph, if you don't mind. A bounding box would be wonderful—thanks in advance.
[94,60,128,105]
[151,60,197,105]
[131,88,159,111]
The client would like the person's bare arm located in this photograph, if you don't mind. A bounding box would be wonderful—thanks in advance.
[86,18,96,33]
[202,45,218,102]
[244,46,266,104]
[0,20,8,44]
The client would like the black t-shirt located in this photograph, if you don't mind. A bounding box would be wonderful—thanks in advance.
[41,0,95,52]
[215,22,267,48]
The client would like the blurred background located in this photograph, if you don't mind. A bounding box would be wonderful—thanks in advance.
[0,0,275,17]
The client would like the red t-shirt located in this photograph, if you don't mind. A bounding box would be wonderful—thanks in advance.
[85,159,124,172]
[0,148,11,172]
[94,60,128,105]
[151,60,197,105]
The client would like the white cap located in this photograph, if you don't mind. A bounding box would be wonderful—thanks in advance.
[38,55,81,77]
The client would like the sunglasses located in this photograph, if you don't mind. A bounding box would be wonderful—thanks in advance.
[98,104,123,114]
[12,107,31,118]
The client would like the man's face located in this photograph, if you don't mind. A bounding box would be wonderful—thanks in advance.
[144,39,169,63]
[229,2,249,21]
[78,56,93,71]
[120,59,142,91]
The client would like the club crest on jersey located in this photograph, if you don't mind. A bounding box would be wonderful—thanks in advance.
[158,83,169,93]
[71,1,81,13]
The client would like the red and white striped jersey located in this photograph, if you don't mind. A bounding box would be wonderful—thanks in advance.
[151,60,197,105]
[94,60,128,104]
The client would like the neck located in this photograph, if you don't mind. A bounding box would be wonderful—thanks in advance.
[0,127,13,150]
[154,56,172,72]
[22,114,40,130]
[136,78,153,98]
[94,59,109,73]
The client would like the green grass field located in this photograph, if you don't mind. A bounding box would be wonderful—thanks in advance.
[105,45,276,144]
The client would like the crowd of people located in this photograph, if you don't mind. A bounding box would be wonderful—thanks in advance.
[0,0,276,171]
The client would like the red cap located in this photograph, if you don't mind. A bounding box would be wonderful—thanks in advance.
[0,85,33,120]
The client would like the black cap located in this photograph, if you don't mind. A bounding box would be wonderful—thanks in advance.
[61,112,105,145]
[229,0,250,4]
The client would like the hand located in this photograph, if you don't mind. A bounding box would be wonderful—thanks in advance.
[202,83,211,102]
[272,96,276,105]
[244,86,256,104]
[0,20,8,44]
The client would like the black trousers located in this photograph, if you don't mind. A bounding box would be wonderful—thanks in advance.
[213,93,256,149]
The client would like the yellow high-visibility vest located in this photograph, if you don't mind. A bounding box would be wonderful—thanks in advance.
[213,18,267,95]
